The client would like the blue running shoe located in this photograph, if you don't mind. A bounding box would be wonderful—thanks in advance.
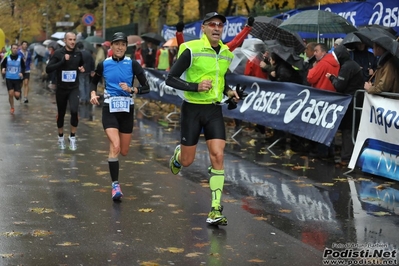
[112,182,123,201]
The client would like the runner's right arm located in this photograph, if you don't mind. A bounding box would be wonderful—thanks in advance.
[46,51,65,73]
[165,49,198,92]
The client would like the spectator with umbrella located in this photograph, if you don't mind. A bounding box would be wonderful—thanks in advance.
[363,38,399,94]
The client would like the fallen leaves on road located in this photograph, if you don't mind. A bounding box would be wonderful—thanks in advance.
[254,216,268,221]
[2,231,23,237]
[32,230,53,237]
[56,242,80,246]
[29,207,54,214]
[62,214,76,219]
[81,182,99,186]
[186,252,203,257]
[248,258,266,263]
[278,209,292,213]
[138,208,154,213]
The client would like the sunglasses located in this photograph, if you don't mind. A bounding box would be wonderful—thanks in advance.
[205,21,224,28]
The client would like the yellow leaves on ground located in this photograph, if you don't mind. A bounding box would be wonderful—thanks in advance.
[157,247,184,253]
[248,258,266,263]
[254,216,268,221]
[1,254,15,258]
[186,252,203,257]
[297,183,313,188]
[2,231,23,237]
[278,209,292,213]
[138,208,154,213]
[321,183,335,186]
[32,230,53,237]
[191,227,202,231]
[29,208,54,214]
[95,171,109,176]
[66,179,80,183]
[62,214,76,219]
[56,242,80,246]
[194,242,209,248]
[333,177,348,182]
[370,211,391,217]
[81,182,100,187]
[139,261,160,266]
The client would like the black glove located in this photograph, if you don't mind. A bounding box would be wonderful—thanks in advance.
[226,84,247,110]
[176,21,184,32]
[247,17,255,27]
[235,84,248,99]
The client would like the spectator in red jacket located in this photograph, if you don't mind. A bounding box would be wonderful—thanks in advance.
[175,17,254,51]
[307,43,339,92]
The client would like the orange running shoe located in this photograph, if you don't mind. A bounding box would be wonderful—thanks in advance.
[10,107,14,114]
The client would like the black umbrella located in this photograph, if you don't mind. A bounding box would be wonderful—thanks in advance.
[353,27,396,49]
[264,40,304,70]
[251,16,305,54]
[342,32,362,49]
[78,40,95,53]
[141,32,166,46]
[363,24,397,37]
[371,35,399,58]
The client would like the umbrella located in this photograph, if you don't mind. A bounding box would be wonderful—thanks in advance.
[51,32,66,39]
[342,32,362,49]
[240,38,267,63]
[279,10,357,42]
[85,35,105,44]
[264,40,304,70]
[141,32,166,46]
[229,48,248,74]
[164,38,178,47]
[363,24,397,37]
[34,44,47,57]
[228,38,267,74]
[57,40,65,47]
[353,27,397,49]
[371,35,399,58]
[78,40,95,53]
[251,16,306,54]
[43,39,53,46]
[127,35,142,47]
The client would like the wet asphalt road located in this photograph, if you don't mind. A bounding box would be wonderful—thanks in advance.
[0,75,398,266]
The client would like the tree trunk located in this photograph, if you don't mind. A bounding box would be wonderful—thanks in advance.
[197,0,219,18]
[178,0,184,22]
[157,0,169,35]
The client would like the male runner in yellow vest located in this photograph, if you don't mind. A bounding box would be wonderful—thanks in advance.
[166,12,243,226]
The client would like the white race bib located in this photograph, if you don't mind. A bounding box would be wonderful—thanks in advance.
[61,70,77,82]
[109,97,131,113]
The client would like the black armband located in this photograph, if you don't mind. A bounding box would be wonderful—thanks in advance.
[137,86,150,94]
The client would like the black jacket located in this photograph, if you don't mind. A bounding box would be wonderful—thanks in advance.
[329,44,363,95]
[46,47,84,89]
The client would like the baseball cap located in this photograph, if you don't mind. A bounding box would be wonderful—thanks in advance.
[334,38,343,45]
[111,32,128,43]
[202,12,226,24]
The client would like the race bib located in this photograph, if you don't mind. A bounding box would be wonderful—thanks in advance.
[109,97,131,113]
[8,67,18,74]
[61,70,77,82]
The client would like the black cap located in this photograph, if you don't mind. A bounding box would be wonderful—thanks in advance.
[111,32,128,43]
[202,12,226,24]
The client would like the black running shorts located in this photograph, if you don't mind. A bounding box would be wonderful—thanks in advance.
[6,79,22,92]
[102,104,134,134]
[180,101,226,146]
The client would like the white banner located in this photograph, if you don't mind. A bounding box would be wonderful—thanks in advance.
[349,93,399,180]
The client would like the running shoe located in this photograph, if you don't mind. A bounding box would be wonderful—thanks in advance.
[58,136,66,150]
[24,98,29,103]
[68,136,77,151]
[112,182,123,201]
[206,205,228,226]
[10,107,14,114]
[169,145,182,175]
